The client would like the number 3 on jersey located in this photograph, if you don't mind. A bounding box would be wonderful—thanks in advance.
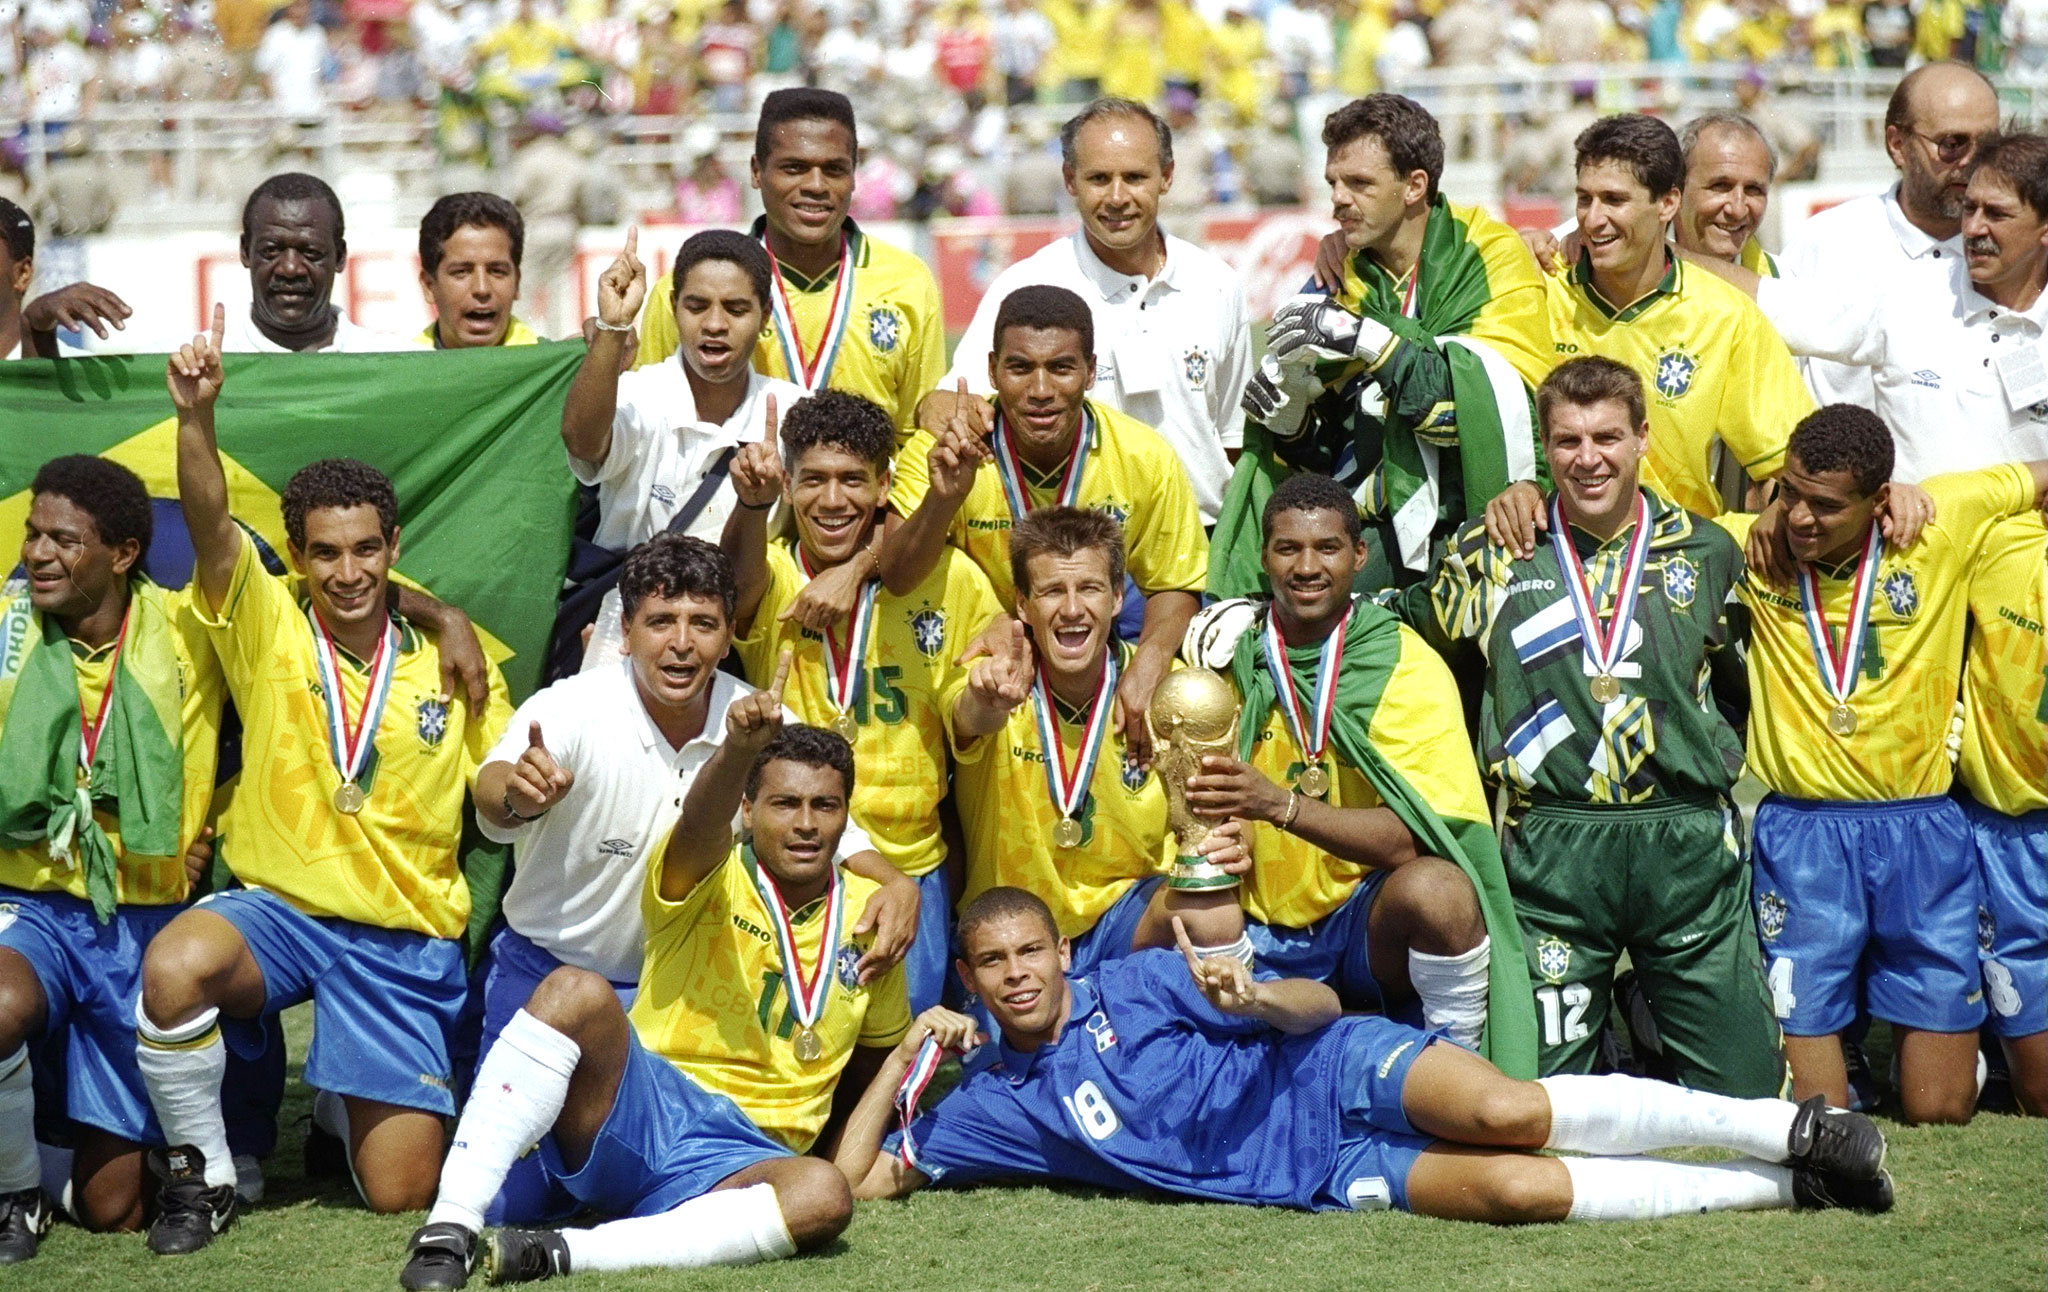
[1063,1080,1121,1141]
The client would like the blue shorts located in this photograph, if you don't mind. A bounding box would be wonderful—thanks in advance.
[1246,871,1399,1015]
[1069,876,1165,977]
[537,1030,789,1218]
[1961,796,2048,1039]
[1752,795,1986,1037]
[202,888,466,1116]
[904,868,955,1016]
[1317,1013,1438,1213]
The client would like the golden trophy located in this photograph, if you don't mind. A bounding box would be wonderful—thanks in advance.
[1148,667,1244,891]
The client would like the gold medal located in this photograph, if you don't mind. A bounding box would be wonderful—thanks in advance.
[333,782,366,815]
[1053,816,1084,849]
[1828,704,1857,736]
[793,1026,823,1063]
[1297,763,1329,799]
[831,713,858,743]
[1589,673,1620,704]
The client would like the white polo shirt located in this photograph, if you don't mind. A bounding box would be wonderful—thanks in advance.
[943,230,1252,524]
[480,661,873,983]
[1757,259,2048,481]
[1776,185,1961,408]
[222,307,411,353]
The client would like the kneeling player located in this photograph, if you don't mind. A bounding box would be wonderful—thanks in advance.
[400,716,909,1288]
[844,888,1895,1223]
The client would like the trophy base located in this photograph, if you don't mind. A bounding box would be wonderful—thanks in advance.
[1167,856,1241,891]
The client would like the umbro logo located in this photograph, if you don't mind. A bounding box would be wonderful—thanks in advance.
[1909,369,1942,389]
[598,838,635,859]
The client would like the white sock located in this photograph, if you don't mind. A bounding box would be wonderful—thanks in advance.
[0,1047,40,1193]
[312,1088,361,1205]
[424,1010,580,1233]
[1540,1073,1797,1161]
[1409,937,1490,1051]
[36,1142,74,1220]
[560,1183,796,1273]
[134,1003,235,1189]
[1191,934,1256,967]
[1560,1154,1794,1221]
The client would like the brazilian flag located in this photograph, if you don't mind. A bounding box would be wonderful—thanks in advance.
[0,346,584,955]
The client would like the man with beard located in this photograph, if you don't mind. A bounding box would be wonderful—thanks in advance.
[222,173,409,353]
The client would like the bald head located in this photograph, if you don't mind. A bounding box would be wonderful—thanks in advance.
[1886,62,2001,235]
[1887,61,1998,137]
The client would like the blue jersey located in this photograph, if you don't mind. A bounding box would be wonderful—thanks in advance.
[891,950,1363,1209]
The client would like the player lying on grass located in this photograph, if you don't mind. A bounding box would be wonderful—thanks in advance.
[841,887,1896,1225]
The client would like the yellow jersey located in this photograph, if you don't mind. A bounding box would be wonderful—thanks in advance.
[952,644,1170,938]
[198,539,513,938]
[635,221,945,435]
[1959,513,2048,815]
[1720,465,2036,802]
[1544,251,1811,517]
[889,399,1210,608]
[0,587,224,906]
[1239,622,1492,928]
[736,540,1000,877]
[632,845,911,1151]
[413,317,542,349]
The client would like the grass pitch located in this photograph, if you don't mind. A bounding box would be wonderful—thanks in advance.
[19,1004,2045,1292]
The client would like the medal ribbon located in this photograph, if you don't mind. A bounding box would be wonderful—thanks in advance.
[748,852,847,1040]
[892,1033,947,1169]
[1029,647,1120,826]
[797,545,880,722]
[990,405,1094,521]
[77,604,133,776]
[1796,519,1885,708]
[762,233,856,393]
[1548,490,1652,683]
[308,606,398,790]
[1262,604,1347,769]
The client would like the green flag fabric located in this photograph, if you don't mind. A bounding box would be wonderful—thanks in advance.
[1229,596,1539,1077]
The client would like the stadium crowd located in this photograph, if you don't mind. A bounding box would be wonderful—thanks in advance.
[0,50,2042,1292]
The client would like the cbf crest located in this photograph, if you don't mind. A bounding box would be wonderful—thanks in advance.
[1536,936,1572,984]
[416,697,449,749]
[1881,568,1919,620]
[1758,891,1788,941]
[1182,346,1211,389]
[835,943,863,991]
[1654,350,1698,400]
[868,306,902,353]
[909,607,947,660]
[1119,758,1148,794]
[1661,553,1698,609]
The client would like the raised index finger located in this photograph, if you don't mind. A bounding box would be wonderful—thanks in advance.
[1172,915,1202,973]
[769,646,793,699]
[624,225,638,259]
[762,393,779,446]
[208,301,225,353]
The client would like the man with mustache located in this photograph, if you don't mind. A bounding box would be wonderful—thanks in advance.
[221,173,409,354]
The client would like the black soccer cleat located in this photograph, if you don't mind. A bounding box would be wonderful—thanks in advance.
[145,1145,239,1255]
[0,1187,52,1263]
[1793,1165,1896,1215]
[483,1228,571,1285]
[1786,1094,1887,1180]
[400,1222,479,1290]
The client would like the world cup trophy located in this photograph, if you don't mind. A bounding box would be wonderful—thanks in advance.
[1147,667,1244,890]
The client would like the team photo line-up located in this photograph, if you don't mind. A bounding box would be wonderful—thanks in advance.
[0,61,2042,1290]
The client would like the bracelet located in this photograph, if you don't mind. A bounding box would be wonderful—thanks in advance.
[735,497,774,511]
[502,788,546,823]
[591,318,633,333]
[1277,790,1300,833]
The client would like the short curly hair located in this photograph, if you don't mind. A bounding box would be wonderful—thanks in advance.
[1262,472,1363,543]
[31,455,153,562]
[618,533,737,624]
[779,389,896,476]
[744,724,855,801]
[672,229,774,308]
[992,284,1095,361]
[280,459,397,551]
[241,172,345,250]
[956,885,1059,951]
[1787,404,1894,498]
[1322,94,1445,202]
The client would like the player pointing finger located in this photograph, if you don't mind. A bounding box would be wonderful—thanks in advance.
[504,720,575,820]
[731,392,788,511]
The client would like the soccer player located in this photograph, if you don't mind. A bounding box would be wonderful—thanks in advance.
[841,887,1896,1224]
[1541,114,1811,520]
[947,506,1252,979]
[1397,357,1782,1094]
[0,198,130,359]
[1218,92,1551,599]
[633,88,944,433]
[0,458,224,1257]
[886,285,1206,766]
[399,723,908,1288]
[923,98,1252,524]
[137,306,513,1252]
[223,173,411,353]
[1717,406,2048,1122]
[561,228,804,670]
[724,391,1000,1012]
[415,192,539,349]
[1182,474,1535,1071]
[1955,512,2047,1115]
